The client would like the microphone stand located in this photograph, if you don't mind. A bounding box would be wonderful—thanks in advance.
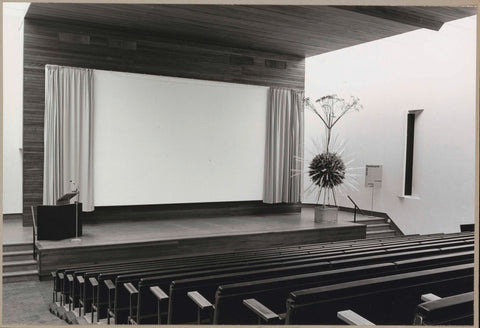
[71,183,81,243]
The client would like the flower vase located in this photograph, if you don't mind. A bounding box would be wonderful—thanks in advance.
[314,206,338,224]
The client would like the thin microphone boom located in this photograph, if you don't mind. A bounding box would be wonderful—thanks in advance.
[69,179,81,243]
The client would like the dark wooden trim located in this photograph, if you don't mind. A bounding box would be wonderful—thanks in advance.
[332,6,444,31]
[84,201,301,222]
[2,213,23,220]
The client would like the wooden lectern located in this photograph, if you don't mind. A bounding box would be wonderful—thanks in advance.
[37,203,83,240]
[56,192,79,205]
[36,192,83,240]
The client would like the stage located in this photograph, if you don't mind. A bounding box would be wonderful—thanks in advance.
[13,208,366,278]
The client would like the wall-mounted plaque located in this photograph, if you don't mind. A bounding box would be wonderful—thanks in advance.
[365,165,382,188]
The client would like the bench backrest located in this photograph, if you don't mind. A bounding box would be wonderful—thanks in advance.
[414,291,474,325]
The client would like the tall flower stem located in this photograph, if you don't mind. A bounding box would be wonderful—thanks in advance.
[305,94,362,207]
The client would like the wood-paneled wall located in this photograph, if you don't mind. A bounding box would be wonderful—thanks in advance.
[23,18,305,226]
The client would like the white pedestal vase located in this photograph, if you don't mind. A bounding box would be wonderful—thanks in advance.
[314,206,339,224]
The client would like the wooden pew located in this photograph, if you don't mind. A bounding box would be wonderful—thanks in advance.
[283,263,473,325]
[57,235,381,315]
[53,230,470,303]
[105,250,348,323]
[54,231,472,314]
[123,244,423,324]
[211,251,473,324]
[51,232,473,323]
[168,249,473,324]
[64,243,339,321]
[123,240,472,324]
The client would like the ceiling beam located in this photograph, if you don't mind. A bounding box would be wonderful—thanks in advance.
[332,6,445,31]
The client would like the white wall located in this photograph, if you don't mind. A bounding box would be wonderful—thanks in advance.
[304,16,476,234]
[3,4,28,214]
[93,70,268,206]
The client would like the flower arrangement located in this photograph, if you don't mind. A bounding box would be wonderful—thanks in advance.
[304,95,362,209]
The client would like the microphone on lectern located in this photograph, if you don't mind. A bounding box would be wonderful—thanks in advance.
[69,179,78,192]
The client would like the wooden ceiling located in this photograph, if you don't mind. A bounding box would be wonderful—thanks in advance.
[25,4,476,57]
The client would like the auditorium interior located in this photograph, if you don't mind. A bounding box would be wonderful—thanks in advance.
[2,2,478,325]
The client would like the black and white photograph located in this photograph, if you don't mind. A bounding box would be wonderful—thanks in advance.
[2,1,477,325]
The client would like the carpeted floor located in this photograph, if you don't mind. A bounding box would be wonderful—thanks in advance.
[3,280,65,325]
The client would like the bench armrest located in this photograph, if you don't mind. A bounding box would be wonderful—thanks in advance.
[88,277,100,323]
[104,279,115,291]
[124,282,138,295]
[150,286,168,301]
[66,274,75,310]
[243,298,280,324]
[124,283,139,323]
[104,280,116,313]
[89,277,98,287]
[337,310,375,325]
[150,286,169,324]
[421,293,441,302]
[188,291,213,310]
[75,276,85,316]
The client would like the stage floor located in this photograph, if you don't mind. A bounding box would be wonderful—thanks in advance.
[3,208,364,247]
[36,208,362,249]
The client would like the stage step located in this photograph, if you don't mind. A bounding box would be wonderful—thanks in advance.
[3,242,33,252]
[367,229,397,239]
[3,269,39,283]
[3,250,34,262]
[367,223,391,232]
[3,259,37,273]
[353,217,386,225]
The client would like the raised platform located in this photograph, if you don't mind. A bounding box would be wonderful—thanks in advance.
[35,209,366,278]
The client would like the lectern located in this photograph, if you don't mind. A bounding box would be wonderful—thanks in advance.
[37,203,83,240]
[36,190,83,241]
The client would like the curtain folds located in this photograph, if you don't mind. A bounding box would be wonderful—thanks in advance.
[263,87,304,204]
[43,65,94,211]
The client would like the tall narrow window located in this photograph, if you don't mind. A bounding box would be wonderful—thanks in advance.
[403,109,423,196]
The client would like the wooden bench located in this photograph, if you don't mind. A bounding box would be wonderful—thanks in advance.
[124,241,445,324]
[52,231,472,312]
[49,231,473,324]
[119,240,472,324]
[62,243,338,321]
[284,263,473,325]
[211,251,473,324]
[178,246,471,323]
[53,231,470,302]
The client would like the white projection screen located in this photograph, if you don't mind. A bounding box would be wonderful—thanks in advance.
[93,70,268,206]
